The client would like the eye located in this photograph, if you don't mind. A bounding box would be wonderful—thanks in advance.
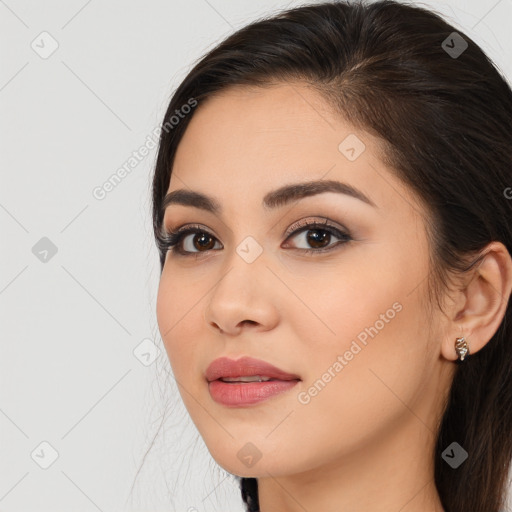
[180,231,221,253]
[282,218,352,254]
[158,224,222,257]
[158,217,352,258]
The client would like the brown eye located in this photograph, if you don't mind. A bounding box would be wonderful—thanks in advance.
[284,223,350,253]
[160,225,223,256]
[180,231,219,253]
[190,232,216,251]
[161,219,351,258]
[304,229,331,249]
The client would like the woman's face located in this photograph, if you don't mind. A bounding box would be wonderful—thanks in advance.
[156,82,455,479]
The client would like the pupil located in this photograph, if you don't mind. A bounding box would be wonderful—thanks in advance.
[307,229,330,248]
[194,233,215,251]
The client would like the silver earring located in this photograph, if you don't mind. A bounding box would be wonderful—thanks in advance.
[455,336,469,361]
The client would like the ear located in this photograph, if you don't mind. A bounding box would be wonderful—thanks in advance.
[441,241,512,361]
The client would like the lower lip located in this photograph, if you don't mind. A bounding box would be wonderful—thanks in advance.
[208,379,300,407]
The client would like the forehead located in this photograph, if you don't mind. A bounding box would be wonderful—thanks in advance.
[167,82,422,221]
[173,83,366,181]
[177,82,340,150]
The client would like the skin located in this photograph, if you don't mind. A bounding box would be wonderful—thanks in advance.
[156,82,512,512]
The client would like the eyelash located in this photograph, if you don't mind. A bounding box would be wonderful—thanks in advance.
[157,218,352,258]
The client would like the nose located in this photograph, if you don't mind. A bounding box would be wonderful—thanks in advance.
[203,254,280,336]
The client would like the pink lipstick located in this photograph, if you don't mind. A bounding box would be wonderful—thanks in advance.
[205,356,301,407]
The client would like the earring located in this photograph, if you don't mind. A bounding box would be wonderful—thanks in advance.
[455,336,470,361]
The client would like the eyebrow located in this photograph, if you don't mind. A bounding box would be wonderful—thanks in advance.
[161,179,377,215]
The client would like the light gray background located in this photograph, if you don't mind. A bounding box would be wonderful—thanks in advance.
[1,0,511,511]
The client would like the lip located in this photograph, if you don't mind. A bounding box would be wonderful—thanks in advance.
[205,356,300,382]
[205,356,301,407]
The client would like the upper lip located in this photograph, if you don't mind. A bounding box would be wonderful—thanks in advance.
[205,356,301,382]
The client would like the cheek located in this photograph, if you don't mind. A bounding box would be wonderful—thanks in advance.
[285,254,397,351]
[290,236,426,354]
[156,272,202,376]
[276,257,428,436]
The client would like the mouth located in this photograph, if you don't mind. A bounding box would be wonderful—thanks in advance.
[205,356,301,407]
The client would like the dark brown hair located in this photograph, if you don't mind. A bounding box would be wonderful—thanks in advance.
[150,1,512,511]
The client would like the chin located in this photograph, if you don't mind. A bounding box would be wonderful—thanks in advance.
[208,448,298,478]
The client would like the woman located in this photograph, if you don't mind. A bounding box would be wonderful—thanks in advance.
[150,1,512,510]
